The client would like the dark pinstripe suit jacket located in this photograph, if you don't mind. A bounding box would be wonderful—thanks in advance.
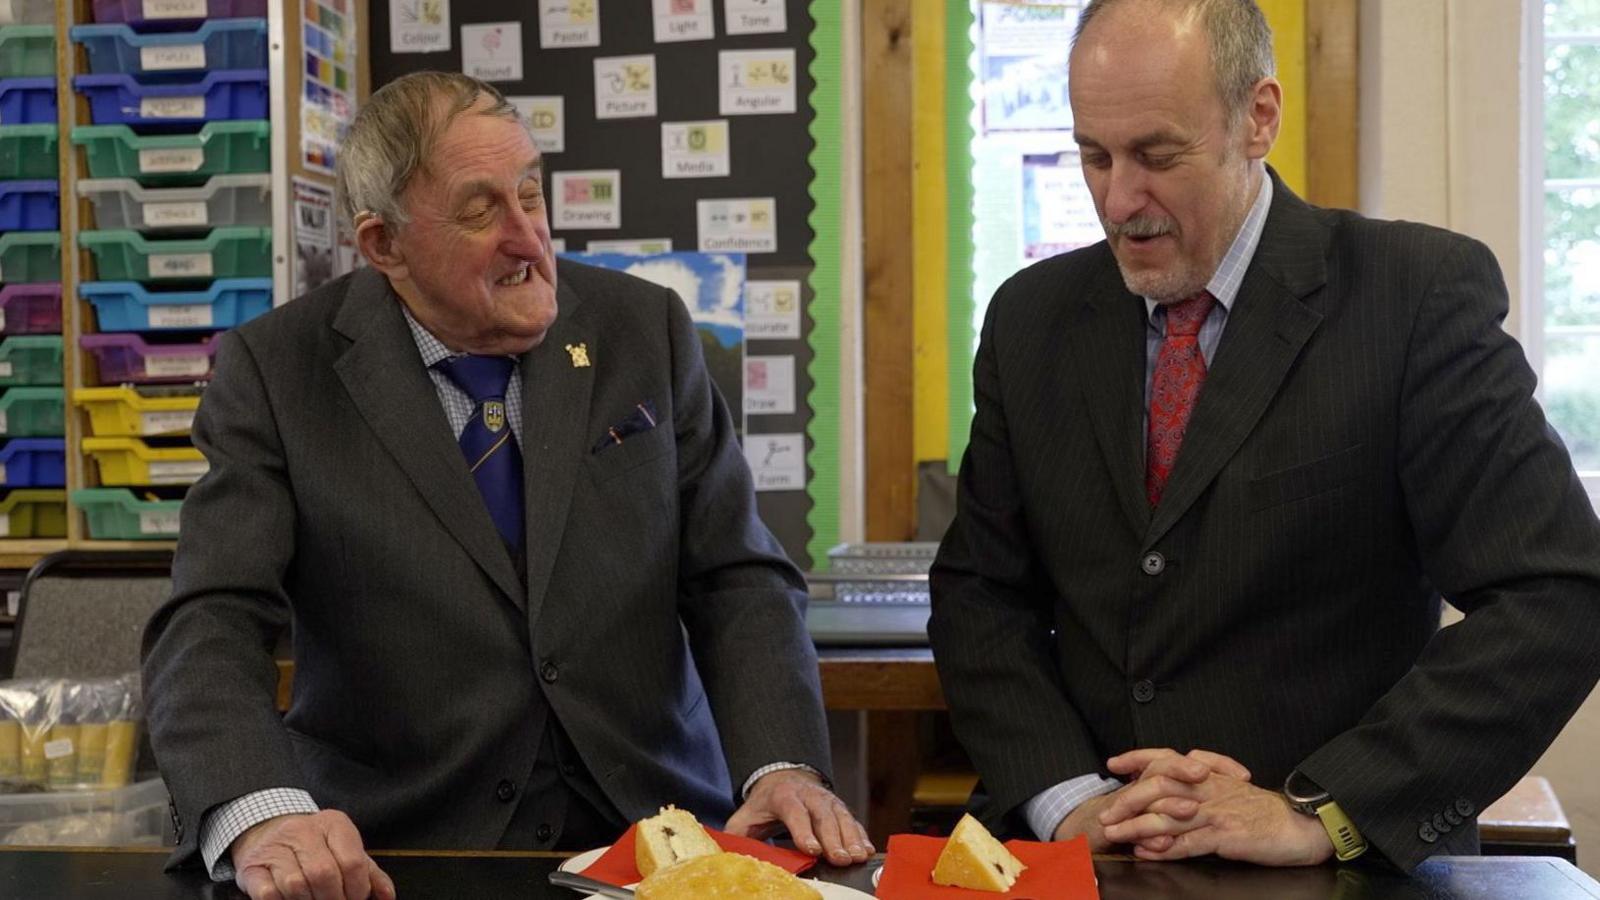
[142,261,829,866]
[929,173,1600,871]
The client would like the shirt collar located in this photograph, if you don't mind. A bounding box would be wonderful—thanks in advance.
[1143,167,1273,323]
[400,302,460,368]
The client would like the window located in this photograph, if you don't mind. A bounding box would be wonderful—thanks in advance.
[1529,1,1600,492]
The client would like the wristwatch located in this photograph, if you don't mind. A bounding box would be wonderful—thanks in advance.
[1284,770,1369,862]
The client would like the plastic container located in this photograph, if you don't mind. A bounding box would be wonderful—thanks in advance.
[0,180,58,231]
[81,278,270,331]
[74,71,268,128]
[0,25,53,78]
[0,77,55,125]
[0,233,59,284]
[0,487,65,537]
[0,335,61,386]
[80,333,216,383]
[0,437,63,486]
[90,0,267,24]
[74,386,198,437]
[0,0,57,25]
[71,120,269,184]
[79,173,270,231]
[73,19,268,76]
[0,387,62,436]
[81,436,208,485]
[79,227,271,281]
[0,283,62,335]
[0,778,168,846]
[0,124,56,178]
[73,487,181,539]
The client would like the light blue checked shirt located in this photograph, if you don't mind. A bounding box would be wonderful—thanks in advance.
[1022,169,1273,842]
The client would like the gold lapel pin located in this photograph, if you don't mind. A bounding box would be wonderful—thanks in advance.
[565,343,591,368]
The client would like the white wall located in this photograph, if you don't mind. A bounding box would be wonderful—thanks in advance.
[1362,0,1600,872]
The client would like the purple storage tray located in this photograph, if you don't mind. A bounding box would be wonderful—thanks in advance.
[90,0,268,25]
[0,283,62,335]
[80,331,217,383]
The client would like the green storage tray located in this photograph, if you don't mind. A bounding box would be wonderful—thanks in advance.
[0,26,56,78]
[0,125,58,180]
[72,487,181,540]
[0,488,66,538]
[0,232,60,283]
[79,227,271,281]
[0,387,63,437]
[0,335,61,387]
[72,121,270,185]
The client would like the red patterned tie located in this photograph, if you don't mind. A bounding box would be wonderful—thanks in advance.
[1146,291,1216,507]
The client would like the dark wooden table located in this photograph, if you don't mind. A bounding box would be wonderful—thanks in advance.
[4,848,1599,899]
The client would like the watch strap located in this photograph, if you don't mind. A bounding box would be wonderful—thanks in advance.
[1314,801,1369,862]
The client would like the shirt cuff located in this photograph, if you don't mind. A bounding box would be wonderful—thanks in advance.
[1023,774,1122,841]
[742,762,828,800]
[200,788,321,882]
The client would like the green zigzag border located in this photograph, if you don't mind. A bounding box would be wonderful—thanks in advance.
[946,0,977,474]
[805,1,842,570]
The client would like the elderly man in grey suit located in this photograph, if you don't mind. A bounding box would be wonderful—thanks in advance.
[142,71,870,900]
[930,0,1600,874]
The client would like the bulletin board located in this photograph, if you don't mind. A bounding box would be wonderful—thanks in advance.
[367,0,840,569]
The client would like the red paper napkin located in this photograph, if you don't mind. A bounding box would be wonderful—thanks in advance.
[876,833,1099,899]
[577,823,818,887]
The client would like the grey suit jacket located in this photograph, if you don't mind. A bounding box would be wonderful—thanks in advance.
[142,260,829,865]
[929,174,1600,871]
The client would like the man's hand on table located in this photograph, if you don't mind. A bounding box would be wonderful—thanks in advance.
[230,810,396,900]
[725,768,874,867]
[1054,748,1249,851]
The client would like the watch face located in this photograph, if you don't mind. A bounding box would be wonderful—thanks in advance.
[1283,770,1329,811]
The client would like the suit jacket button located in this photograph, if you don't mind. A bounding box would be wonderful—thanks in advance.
[561,762,577,777]
[536,823,553,842]
[1455,798,1475,817]
[1419,823,1439,843]
[1132,680,1156,703]
[1141,552,1166,576]
[496,780,516,802]
[1432,812,1451,833]
[1443,808,1462,826]
[541,662,559,684]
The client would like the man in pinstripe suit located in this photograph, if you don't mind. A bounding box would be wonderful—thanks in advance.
[930,0,1600,872]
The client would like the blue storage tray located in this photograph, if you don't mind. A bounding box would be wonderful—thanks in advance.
[0,180,59,231]
[82,278,271,331]
[0,437,64,487]
[73,19,268,76]
[0,77,56,125]
[73,70,269,128]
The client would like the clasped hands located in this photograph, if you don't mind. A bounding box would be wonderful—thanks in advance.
[1054,748,1334,866]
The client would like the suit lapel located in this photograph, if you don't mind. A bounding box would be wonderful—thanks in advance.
[1066,254,1152,536]
[332,269,526,608]
[1144,174,1330,546]
[520,275,593,632]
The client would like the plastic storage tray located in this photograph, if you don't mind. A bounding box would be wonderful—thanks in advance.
[80,333,216,383]
[79,227,271,281]
[0,778,168,846]
[82,436,208,485]
[0,487,64,537]
[0,0,57,25]
[0,283,62,335]
[72,120,269,184]
[91,0,268,24]
[0,77,54,125]
[0,233,59,283]
[0,387,63,436]
[0,335,61,386]
[82,278,270,331]
[80,173,270,231]
[73,486,182,539]
[74,70,268,128]
[0,25,53,78]
[0,124,57,178]
[74,386,198,437]
[73,19,268,76]
[0,179,58,231]
[0,437,62,486]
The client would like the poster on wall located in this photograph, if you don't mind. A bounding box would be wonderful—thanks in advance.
[979,1,1078,133]
[1020,151,1101,261]
[292,178,337,298]
[304,0,359,175]
[389,0,451,52]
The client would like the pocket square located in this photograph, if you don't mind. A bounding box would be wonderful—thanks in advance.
[592,400,659,453]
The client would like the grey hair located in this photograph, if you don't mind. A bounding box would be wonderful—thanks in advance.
[1073,0,1275,123]
[335,71,524,230]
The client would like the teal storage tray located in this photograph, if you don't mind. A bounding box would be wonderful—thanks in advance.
[79,227,271,281]
[0,26,54,78]
[0,233,60,284]
[71,120,270,184]
[0,386,63,437]
[0,124,58,179]
[0,335,62,387]
[72,487,182,539]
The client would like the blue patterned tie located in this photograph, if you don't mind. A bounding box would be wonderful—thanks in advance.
[433,355,524,551]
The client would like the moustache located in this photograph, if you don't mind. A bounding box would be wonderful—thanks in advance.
[1104,217,1176,239]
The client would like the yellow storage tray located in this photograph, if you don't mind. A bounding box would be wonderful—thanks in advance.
[0,488,66,538]
[81,437,207,486]
[73,386,198,437]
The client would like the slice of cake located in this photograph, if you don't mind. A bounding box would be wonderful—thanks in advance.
[635,852,823,900]
[635,805,723,878]
[931,813,1027,892]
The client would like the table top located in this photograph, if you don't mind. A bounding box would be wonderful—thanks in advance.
[3,847,1598,899]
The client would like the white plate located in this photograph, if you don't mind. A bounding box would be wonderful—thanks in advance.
[557,846,875,898]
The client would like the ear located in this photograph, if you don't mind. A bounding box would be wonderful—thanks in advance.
[1241,76,1282,161]
[355,214,406,277]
